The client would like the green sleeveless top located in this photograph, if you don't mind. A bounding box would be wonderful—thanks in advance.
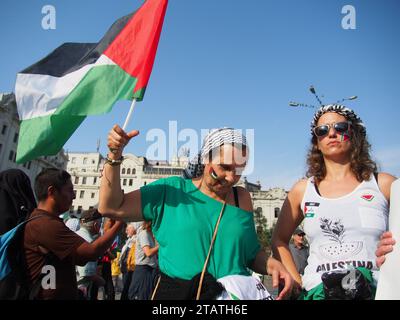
[140,176,260,280]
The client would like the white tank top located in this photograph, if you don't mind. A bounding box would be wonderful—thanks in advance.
[301,175,389,291]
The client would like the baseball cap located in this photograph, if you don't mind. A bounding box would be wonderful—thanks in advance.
[294,227,305,236]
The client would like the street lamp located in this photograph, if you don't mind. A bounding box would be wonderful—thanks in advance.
[289,101,315,108]
[289,85,357,109]
[309,85,323,106]
[336,95,358,104]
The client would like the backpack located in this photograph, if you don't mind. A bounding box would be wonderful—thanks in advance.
[0,216,44,300]
[126,243,136,272]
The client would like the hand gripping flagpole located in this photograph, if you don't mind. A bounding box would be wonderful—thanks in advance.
[122,99,137,131]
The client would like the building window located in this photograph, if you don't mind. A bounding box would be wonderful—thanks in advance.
[92,159,95,164]
[8,150,14,162]
[129,179,133,186]
[13,132,18,143]
[1,125,7,135]
[81,169,86,172]
[122,168,126,174]
[123,179,127,186]
[83,157,88,164]
[93,177,97,185]
[127,168,131,174]
[71,157,76,164]
[73,190,77,198]
[80,190,84,198]
[74,176,79,184]
[91,192,95,199]
[274,207,280,218]
[69,206,74,213]
[77,206,82,214]
[132,168,136,174]
[82,177,87,185]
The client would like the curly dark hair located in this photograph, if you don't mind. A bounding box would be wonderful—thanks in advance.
[306,119,377,183]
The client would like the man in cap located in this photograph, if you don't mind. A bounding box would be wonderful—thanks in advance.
[289,227,309,276]
[76,209,105,300]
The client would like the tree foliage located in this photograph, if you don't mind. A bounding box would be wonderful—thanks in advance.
[254,207,275,255]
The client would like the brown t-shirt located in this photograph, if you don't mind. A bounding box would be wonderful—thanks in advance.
[23,209,86,300]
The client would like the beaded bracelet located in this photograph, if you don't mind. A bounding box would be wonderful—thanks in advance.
[105,155,124,166]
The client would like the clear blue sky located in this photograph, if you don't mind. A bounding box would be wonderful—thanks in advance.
[1,0,399,189]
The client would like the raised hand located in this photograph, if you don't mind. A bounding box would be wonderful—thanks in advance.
[107,124,139,159]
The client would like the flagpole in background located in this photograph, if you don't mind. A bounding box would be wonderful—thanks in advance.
[122,99,137,131]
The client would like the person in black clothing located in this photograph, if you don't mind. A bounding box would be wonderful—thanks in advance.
[0,169,37,299]
[0,169,36,234]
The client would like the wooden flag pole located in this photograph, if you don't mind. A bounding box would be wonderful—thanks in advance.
[122,99,137,131]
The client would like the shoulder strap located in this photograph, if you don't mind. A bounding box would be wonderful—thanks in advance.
[314,183,321,196]
[374,172,379,184]
[233,187,239,207]
[151,194,228,301]
[196,201,226,300]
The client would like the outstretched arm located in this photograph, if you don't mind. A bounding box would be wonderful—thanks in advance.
[74,219,124,265]
[98,125,143,221]
[271,179,307,290]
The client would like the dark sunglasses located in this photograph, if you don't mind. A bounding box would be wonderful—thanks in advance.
[313,121,351,137]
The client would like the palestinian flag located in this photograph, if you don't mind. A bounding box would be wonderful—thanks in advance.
[15,0,168,163]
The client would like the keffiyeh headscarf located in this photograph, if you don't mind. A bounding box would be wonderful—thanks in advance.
[311,104,366,137]
[183,128,248,179]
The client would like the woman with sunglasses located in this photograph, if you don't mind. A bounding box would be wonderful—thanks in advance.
[272,104,396,300]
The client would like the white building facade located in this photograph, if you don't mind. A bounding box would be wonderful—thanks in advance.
[66,151,287,227]
[251,188,287,229]
[0,93,68,186]
[67,152,188,215]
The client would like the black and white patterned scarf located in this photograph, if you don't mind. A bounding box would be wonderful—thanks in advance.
[311,104,366,136]
[182,128,248,179]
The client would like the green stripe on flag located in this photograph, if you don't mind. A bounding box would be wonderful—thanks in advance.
[56,64,138,116]
[16,114,85,163]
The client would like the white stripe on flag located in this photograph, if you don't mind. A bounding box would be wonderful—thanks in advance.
[15,54,116,121]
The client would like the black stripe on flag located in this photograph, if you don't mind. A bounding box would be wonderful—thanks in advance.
[20,12,134,77]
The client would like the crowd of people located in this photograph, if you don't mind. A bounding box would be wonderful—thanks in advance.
[0,104,397,300]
